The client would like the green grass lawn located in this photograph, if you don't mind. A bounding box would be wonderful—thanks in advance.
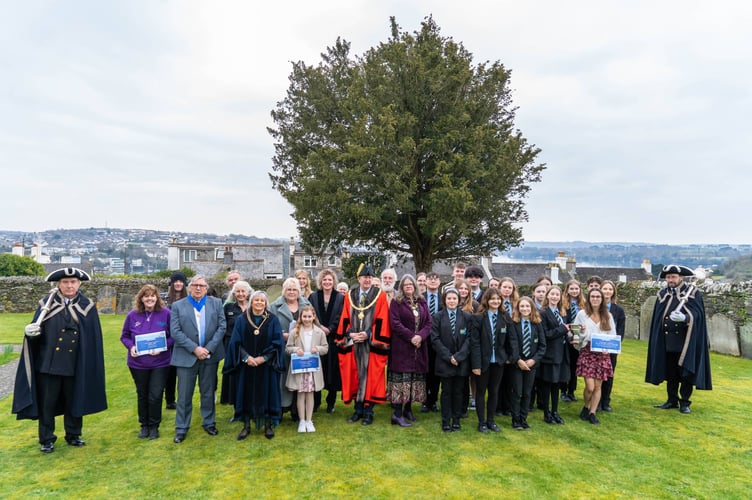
[1,312,751,499]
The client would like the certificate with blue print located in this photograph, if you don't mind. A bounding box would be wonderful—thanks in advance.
[590,333,621,354]
[291,353,321,373]
[135,331,168,356]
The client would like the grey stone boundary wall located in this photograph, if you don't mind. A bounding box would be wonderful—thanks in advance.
[2,278,751,359]
[0,277,284,315]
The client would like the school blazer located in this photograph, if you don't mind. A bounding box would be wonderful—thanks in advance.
[430,309,471,378]
[539,308,569,365]
[470,311,517,372]
[509,320,546,365]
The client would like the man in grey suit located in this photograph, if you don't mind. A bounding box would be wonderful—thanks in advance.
[170,275,226,443]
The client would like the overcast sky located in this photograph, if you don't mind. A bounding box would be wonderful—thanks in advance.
[2,1,750,245]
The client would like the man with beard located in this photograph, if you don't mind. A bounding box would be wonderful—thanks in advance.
[380,268,398,304]
[646,265,712,414]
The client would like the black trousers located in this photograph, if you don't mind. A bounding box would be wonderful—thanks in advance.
[37,372,82,444]
[665,351,693,405]
[164,365,177,405]
[564,344,579,395]
[476,363,503,424]
[129,366,169,428]
[600,353,618,407]
[539,380,561,413]
[439,375,466,423]
[512,366,537,420]
[496,363,515,413]
[425,346,440,407]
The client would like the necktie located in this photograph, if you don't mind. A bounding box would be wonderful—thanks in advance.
[504,300,511,314]
[490,313,498,363]
[429,293,437,315]
[359,292,366,307]
[522,320,532,358]
[449,310,456,334]
[553,309,563,325]
[571,300,579,317]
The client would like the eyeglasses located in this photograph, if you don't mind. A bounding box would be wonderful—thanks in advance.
[191,284,207,288]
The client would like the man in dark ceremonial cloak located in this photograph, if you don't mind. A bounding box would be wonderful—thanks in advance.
[12,267,107,453]
[646,264,712,414]
[336,264,391,425]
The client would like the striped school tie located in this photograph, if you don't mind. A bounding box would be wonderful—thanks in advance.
[450,310,456,334]
[430,293,437,315]
[522,320,532,358]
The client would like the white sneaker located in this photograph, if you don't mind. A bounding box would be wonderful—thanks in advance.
[305,420,316,433]
[298,420,307,433]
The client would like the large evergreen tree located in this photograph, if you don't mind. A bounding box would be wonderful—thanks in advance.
[269,16,544,272]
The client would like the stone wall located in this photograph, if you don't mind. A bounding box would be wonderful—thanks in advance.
[2,277,750,359]
[0,277,283,315]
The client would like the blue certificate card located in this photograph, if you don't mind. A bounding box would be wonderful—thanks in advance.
[291,353,321,374]
[135,331,168,356]
[590,333,621,354]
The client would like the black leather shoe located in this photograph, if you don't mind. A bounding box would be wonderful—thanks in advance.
[544,412,556,424]
[487,421,500,433]
[237,426,251,440]
[173,433,186,443]
[654,401,679,409]
[65,437,86,447]
[451,420,461,432]
[40,442,54,454]
[680,405,691,414]
[361,414,374,426]
[442,424,452,432]
[264,422,275,439]
[326,406,336,413]
[165,402,177,410]
[138,426,149,439]
[148,427,159,440]
[203,426,219,436]
[580,406,589,420]
[347,413,362,423]
[512,418,524,430]
[588,413,600,425]
[601,405,613,412]
[478,423,489,433]
[521,419,531,430]
[404,410,417,422]
[552,412,565,424]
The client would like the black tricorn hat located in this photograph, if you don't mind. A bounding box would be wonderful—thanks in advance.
[659,264,694,278]
[45,267,91,282]
[357,263,375,277]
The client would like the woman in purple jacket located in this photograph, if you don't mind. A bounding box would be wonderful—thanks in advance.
[387,274,432,427]
[120,285,174,440]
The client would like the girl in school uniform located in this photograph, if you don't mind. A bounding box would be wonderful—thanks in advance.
[561,280,587,402]
[430,288,472,432]
[509,297,546,430]
[286,305,329,433]
[538,286,571,424]
[497,277,520,416]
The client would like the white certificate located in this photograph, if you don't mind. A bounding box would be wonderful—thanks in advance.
[590,333,621,354]
[134,331,168,356]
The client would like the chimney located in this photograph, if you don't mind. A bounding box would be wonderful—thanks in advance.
[555,251,567,270]
[566,256,576,274]
[549,264,560,284]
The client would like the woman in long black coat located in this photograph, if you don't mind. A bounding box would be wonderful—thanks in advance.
[224,291,285,440]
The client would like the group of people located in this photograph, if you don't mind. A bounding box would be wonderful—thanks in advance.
[12,262,712,453]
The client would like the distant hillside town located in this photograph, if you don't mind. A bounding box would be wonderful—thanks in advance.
[1,227,746,283]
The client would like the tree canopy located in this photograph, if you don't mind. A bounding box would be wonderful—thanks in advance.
[269,16,544,272]
[0,254,46,277]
